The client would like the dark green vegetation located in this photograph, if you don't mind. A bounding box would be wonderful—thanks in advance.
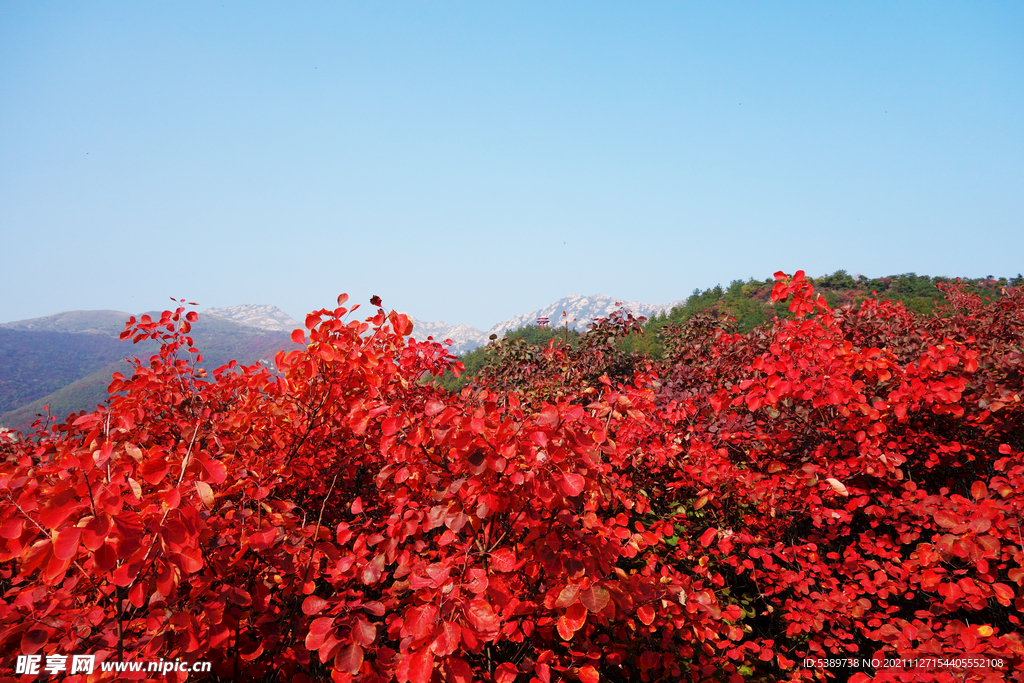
[436,271,1023,391]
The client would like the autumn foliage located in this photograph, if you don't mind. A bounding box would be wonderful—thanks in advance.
[2,273,1023,682]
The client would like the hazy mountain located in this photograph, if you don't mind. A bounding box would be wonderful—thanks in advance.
[410,293,686,355]
[0,309,302,432]
[484,293,685,338]
[409,320,488,355]
[0,310,133,336]
[0,329,151,415]
[202,304,301,332]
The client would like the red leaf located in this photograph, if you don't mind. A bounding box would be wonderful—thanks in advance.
[637,604,655,626]
[699,528,718,547]
[430,621,460,657]
[405,604,438,640]
[353,617,376,647]
[128,581,146,609]
[556,617,575,641]
[536,404,560,429]
[302,595,328,615]
[404,648,433,683]
[370,295,382,307]
[559,472,585,497]
[336,642,364,675]
[555,585,580,608]
[21,628,49,655]
[52,526,81,561]
[305,313,320,330]
[195,480,215,510]
[305,617,335,651]
[495,662,518,683]
[200,457,228,485]
[579,665,599,683]
[933,509,959,529]
[581,585,610,613]
[139,457,170,485]
[560,602,587,636]
[38,510,75,553]
[291,329,306,344]
[445,658,473,683]
[0,517,24,539]
[465,599,499,635]
[338,293,349,306]
[382,417,401,436]
[424,399,445,417]
[971,481,988,500]
[491,547,516,572]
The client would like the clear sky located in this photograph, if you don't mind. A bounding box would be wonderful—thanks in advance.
[2,3,1022,330]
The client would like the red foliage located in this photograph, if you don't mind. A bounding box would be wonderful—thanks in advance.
[1,279,1022,682]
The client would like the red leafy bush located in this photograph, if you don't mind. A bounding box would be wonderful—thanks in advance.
[1,277,1022,682]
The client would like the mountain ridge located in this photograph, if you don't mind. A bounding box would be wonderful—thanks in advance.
[410,293,686,355]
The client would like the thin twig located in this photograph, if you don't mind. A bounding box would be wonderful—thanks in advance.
[302,474,339,583]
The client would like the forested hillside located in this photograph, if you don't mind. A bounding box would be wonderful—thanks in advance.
[436,271,1023,391]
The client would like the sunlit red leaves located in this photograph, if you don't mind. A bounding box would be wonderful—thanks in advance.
[51,526,81,561]
[825,477,849,497]
[382,416,402,436]
[302,595,329,616]
[558,472,585,497]
[397,648,433,683]
[465,599,500,637]
[490,547,516,572]
[580,585,610,613]
[194,480,215,509]
[536,404,560,429]
[430,621,460,657]
[305,617,335,651]
[557,603,587,641]
[4,282,1024,682]
[495,663,519,683]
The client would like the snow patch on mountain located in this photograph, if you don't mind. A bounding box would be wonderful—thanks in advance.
[409,294,686,355]
[202,305,301,332]
[409,319,488,355]
[484,293,685,338]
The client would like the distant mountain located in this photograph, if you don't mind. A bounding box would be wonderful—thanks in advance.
[202,304,301,332]
[484,293,685,338]
[0,310,133,336]
[0,308,302,432]
[410,294,686,355]
[0,328,150,415]
[409,320,488,355]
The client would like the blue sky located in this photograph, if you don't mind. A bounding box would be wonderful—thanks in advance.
[2,2,1021,330]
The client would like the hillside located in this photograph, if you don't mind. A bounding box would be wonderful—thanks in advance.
[0,310,302,432]
[434,271,1023,391]
[0,329,156,415]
